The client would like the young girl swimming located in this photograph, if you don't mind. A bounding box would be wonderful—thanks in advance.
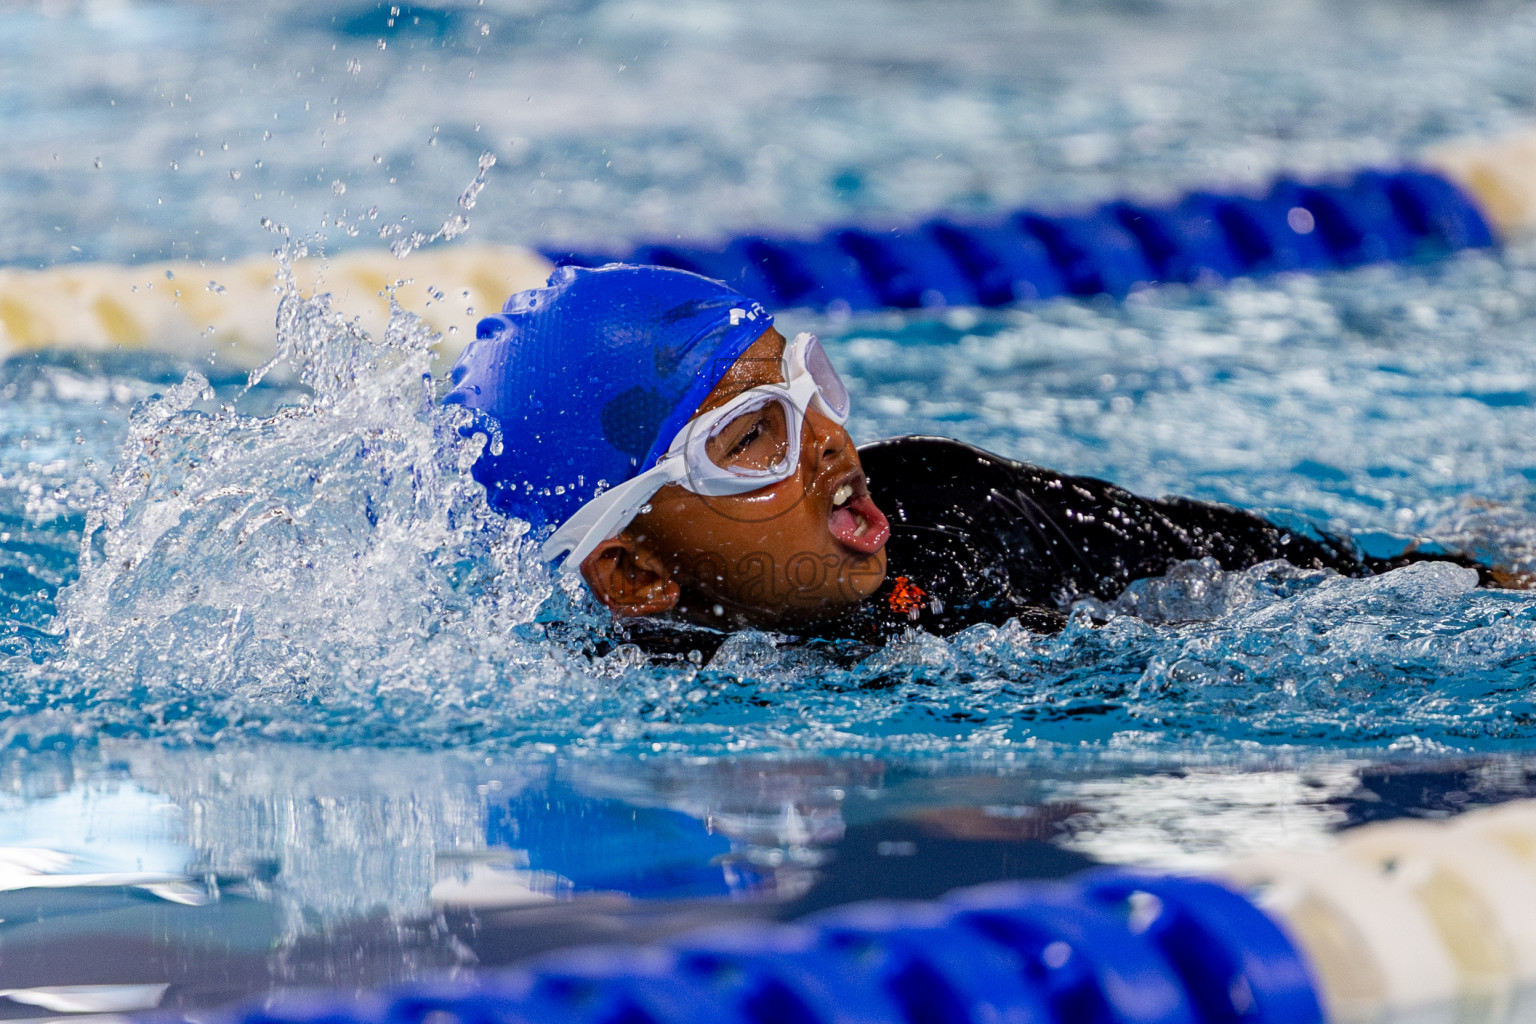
[445,263,1509,646]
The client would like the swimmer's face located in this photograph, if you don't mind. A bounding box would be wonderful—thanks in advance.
[578,327,890,628]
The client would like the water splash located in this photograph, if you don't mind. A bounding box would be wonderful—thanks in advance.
[387,151,496,258]
[622,558,1536,756]
[28,222,628,749]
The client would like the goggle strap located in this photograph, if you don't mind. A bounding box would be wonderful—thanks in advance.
[541,465,676,568]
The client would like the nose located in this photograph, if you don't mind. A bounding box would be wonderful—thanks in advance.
[803,406,849,470]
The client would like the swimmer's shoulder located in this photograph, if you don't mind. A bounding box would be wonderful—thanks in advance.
[858,434,1024,478]
[857,434,1117,493]
[856,435,1133,529]
[857,434,1056,504]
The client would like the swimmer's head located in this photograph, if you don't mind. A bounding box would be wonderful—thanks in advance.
[446,263,889,627]
[445,263,773,528]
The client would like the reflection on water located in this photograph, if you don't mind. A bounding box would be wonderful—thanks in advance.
[0,746,1531,1009]
[0,984,169,1014]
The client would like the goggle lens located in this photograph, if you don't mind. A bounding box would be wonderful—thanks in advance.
[803,335,850,422]
[703,396,792,474]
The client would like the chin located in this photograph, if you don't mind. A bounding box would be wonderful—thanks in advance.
[776,548,889,623]
[839,550,888,602]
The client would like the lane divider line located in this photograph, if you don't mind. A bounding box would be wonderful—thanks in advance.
[2,129,1531,368]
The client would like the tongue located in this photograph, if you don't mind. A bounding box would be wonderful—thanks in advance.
[829,494,891,554]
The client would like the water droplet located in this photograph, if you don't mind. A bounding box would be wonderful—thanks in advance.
[373,153,383,164]
[331,180,347,197]
[377,38,387,50]
[207,281,226,294]
[479,22,490,35]
[93,157,102,169]
[229,169,242,180]
[347,58,362,75]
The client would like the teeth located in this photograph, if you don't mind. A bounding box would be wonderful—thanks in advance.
[854,516,869,537]
[833,484,853,508]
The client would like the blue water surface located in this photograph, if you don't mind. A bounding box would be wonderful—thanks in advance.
[4,0,1536,1005]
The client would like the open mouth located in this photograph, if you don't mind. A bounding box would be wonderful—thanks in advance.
[828,475,891,554]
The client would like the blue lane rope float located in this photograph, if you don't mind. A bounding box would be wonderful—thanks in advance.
[223,870,1323,1024]
[546,167,1495,313]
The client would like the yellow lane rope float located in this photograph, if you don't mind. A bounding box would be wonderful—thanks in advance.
[0,242,552,368]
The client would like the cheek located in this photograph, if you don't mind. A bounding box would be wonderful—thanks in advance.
[719,504,833,558]
[692,476,819,530]
[636,477,839,586]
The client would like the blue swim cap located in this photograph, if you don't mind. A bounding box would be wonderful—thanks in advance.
[444,263,774,529]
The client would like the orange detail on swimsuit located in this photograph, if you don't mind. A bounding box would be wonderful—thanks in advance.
[888,575,926,618]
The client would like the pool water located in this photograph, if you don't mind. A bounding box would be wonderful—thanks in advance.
[5,0,1536,1011]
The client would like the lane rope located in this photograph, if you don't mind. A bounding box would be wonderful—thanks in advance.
[556,167,1491,313]
[186,797,1536,1024]
[2,128,1531,366]
[224,870,1322,1024]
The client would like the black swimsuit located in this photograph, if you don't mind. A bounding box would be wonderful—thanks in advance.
[830,436,1371,639]
[615,435,1490,654]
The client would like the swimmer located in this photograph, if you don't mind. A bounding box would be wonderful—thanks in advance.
[445,263,1516,646]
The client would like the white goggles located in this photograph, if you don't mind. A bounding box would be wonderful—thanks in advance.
[542,332,851,568]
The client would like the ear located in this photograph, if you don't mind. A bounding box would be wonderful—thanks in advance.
[579,535,681,616]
